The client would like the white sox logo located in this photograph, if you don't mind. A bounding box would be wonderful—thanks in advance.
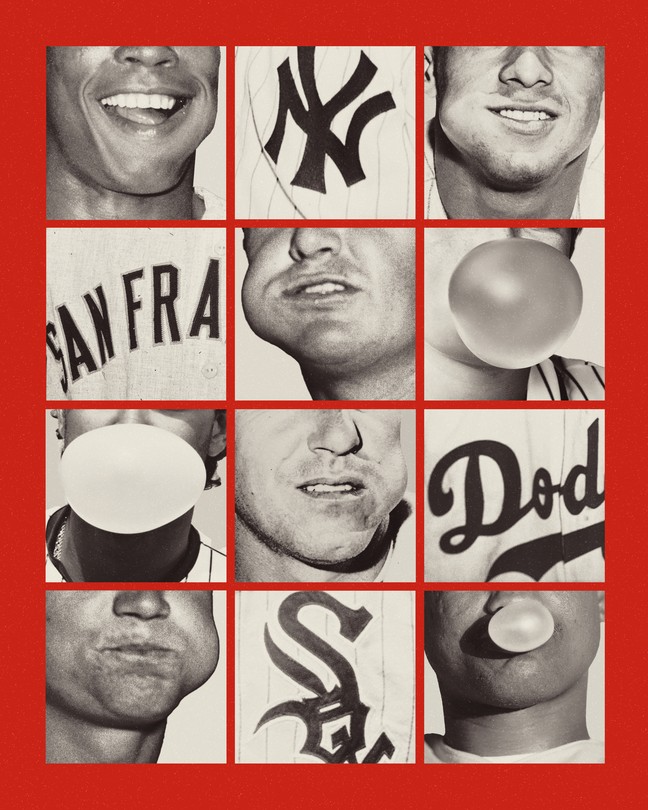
[257,592,395,763]
[428,418,604,580]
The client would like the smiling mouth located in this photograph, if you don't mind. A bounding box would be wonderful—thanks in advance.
[99,93,189,126]
[497,108,553,122]
[298,482,364,498]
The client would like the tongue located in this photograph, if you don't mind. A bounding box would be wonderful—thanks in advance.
[112,106,171,126]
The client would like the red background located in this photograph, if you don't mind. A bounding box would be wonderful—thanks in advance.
[2,0,646,806]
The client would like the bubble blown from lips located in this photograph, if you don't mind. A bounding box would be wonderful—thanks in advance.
[488,599,555,653]
[60,423,205,534]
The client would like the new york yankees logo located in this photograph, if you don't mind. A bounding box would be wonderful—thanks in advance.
[256,592,395,763]
[264,47,396,193]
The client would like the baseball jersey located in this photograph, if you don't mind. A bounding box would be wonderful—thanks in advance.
[46,505,226,582]
[236,590,415,763]
[424,118,605,219]
[46,228,226,400]
[425,410,605,582]
[527,357,605,400]
[236,46,415,219]
[424,735,604,764]
[195,187,226,220]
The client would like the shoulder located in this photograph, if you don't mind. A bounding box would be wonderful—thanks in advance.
[185,530,226,582]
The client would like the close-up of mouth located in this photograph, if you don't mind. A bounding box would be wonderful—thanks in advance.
[99,92,191,127]
[297,477,366,499]
[488,104,558,132]
[282,274,360,302]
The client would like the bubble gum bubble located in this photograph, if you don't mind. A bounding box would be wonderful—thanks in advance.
[449,239,583,369]
[60,423,205,534]
[488,599,555,653]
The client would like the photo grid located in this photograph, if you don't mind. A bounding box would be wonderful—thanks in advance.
[44,45,605,764]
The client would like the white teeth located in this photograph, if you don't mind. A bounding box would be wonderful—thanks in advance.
[100,93,178,110]
[302,282,346,294]
[499,109,551,121]
[304,483,355,493]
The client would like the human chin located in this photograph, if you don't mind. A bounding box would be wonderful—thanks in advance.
[85,95,214,195]
[284,527,377,567]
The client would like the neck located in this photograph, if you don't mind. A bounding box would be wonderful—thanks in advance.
[235,514,397,582]
[433,120,588,219]
[441,676,590,757]
[47,704,165,763]
[47,143,197,220]
[425,343,530,400]
[301,349,415,401]
[60,508,194,582]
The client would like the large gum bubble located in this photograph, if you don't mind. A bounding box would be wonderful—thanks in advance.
[449,239,583,369]
[488,599,555,653]
[60,423,205,534]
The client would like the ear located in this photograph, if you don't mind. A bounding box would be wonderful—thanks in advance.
[50,409,64,441]
[424,46,433,81]
[597,590,605,623]
[208,411,227,460]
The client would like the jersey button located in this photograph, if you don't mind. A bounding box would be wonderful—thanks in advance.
[202,363,218,379]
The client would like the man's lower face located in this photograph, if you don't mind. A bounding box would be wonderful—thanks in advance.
[240,487,389,565]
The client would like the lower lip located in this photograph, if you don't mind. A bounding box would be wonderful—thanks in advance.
[96,100,192,138]
[490,110,556,135]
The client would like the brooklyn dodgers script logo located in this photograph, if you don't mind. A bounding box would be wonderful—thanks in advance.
[257,592,395,763]
[428,417,604,580]
[265,47,396,194]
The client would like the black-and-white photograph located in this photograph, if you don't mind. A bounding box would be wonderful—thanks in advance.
[236,46,415,219]
[424,46,605,219]
[236,228,416,400]
[46,228,226,401]
[424,590,604,763]
[424,227,604,401]
[425,409,605,582]
[46,46,225,220]
[236,590,415,763]
[45,409,227,582]
[235,409,415,582]
[46,589,226,763]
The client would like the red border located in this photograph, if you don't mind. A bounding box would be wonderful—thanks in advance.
[2,3,647,807]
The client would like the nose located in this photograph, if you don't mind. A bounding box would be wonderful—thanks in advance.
[289,229,342,263]
[114,46,179,69]
[484,591,542,614]
[112,590,171,620]
[499,47,553,88]
[307,410,362,456]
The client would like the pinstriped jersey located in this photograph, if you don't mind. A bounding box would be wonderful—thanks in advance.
[425,409,605,582]
[236,47,415,219]
[236,591,415,763]
[46,506,226,582]
[46,228,226,401]
[527,356,605,400]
